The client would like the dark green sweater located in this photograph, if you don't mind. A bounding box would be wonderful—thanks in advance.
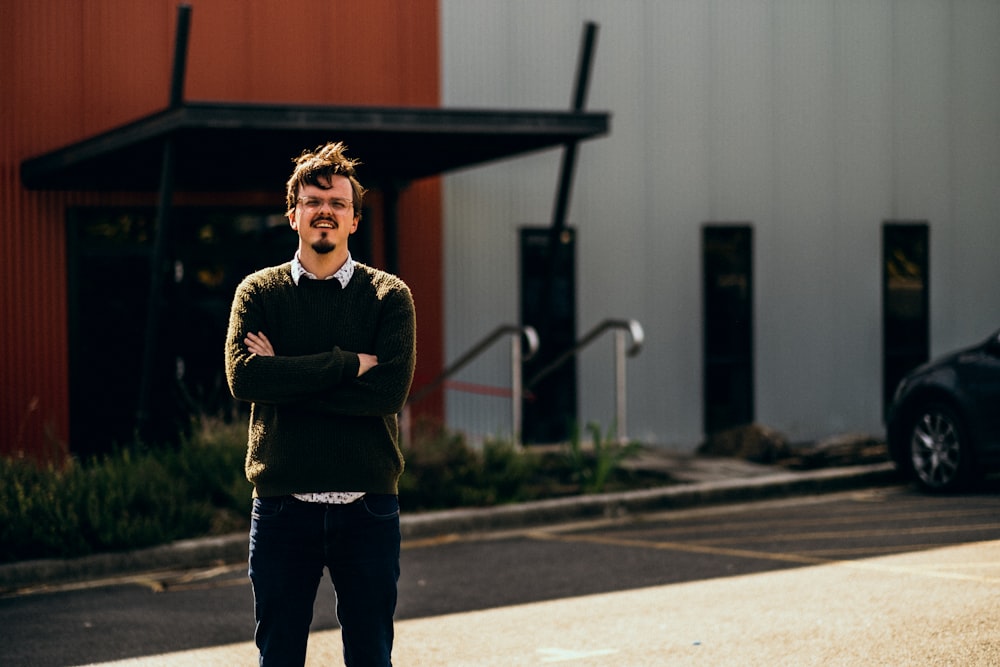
[225,262,416,498]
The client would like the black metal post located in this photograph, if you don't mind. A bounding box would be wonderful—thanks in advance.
[550,21,598,231]
[168,5,191,108]
[522,21,599,443]
[136,4,191,440]
[383,182,401,276]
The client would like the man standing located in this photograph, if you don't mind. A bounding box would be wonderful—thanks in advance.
[225,141,416,667]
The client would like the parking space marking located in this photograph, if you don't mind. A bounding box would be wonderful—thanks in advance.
[402,533,463,550]
[793,542,965,557]
[692,521,1000,545]
[526,531,1000,585]
[617,507,1000,538]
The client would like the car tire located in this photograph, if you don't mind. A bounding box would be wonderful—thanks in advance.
[906,403,976,493]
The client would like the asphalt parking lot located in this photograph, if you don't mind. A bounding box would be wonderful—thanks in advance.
[4,481,1000,666]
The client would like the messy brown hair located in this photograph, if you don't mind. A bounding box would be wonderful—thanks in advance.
[285,142,367,217]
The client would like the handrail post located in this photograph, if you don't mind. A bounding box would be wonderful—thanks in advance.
[510,325,538,448]
[403,325,538,447]
[525,318,643,444]
[614,328,627,444]
[511,333,524,448]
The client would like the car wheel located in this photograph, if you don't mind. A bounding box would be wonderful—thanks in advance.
[907,403,974,492]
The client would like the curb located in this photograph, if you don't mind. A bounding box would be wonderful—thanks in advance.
[401,462,899,537]
[0,462,900,593]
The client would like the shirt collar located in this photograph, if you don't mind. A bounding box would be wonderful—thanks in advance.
[291,252,355,288]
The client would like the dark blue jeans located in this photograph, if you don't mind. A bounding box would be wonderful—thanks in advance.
[248,494,401,667]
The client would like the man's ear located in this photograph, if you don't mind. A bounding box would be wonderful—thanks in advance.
[288,212,298,230]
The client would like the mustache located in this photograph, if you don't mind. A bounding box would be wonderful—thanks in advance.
[311,216,338,227]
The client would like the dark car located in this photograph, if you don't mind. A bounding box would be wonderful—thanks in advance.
[886,328,1000,492]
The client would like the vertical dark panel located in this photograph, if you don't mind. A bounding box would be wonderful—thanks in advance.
[521,227,577,443]
[67,206,298,453]
[703,225,754,435]
[882,223,929,415]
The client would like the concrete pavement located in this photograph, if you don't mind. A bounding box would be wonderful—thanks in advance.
[0,450,900,593]
[21,449,999,667]
[76,538,1000,666]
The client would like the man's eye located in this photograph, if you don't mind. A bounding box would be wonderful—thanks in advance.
[299,198,351,211]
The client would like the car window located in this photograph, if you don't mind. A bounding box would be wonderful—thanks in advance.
[989,332,1000,357]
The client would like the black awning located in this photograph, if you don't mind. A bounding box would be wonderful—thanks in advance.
[20,101,610,192]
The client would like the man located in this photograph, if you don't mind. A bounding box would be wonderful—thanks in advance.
[225,141,416,667]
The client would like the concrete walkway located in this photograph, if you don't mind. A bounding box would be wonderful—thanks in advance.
[76,534,1000,666]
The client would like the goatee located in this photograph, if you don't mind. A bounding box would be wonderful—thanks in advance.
[311,240,336,254]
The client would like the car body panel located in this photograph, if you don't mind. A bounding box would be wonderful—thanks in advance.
[886,329,1000,485]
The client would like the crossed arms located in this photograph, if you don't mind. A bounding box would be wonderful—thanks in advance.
[224,276,416,417]
[245,330,379,377]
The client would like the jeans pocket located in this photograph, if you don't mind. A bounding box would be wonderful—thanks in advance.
[361,494,400,519]
[251,496,286,520]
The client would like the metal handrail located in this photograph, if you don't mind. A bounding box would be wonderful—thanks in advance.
[526,319,644,443]
[404,325,539,447]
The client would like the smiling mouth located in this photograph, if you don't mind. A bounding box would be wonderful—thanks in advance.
[312,219,337,230]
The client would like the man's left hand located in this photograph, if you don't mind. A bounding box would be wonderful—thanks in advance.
[245,331,275,357]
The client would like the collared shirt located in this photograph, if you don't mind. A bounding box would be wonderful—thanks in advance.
[290,250,356,287]
[289,252,365,505]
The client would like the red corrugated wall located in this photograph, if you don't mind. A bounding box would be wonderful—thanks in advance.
[1,0,442,459]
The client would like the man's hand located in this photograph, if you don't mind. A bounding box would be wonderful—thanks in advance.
[245,331,275,357]
[357,353,378,377]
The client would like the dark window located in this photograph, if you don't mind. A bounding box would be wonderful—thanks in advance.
[703,225,754,435]
[882,222,929,415]
[66,207,296,455]
[520,227,577,444]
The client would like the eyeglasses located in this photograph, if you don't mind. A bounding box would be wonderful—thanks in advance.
[297,197,354,213]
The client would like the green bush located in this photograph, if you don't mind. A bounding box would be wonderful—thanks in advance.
[396,424,646,510]
[397,427,541,510]
[0,456,88,562]
[0,419,251,564]
[564,422,642,494]
[1,419,650,564]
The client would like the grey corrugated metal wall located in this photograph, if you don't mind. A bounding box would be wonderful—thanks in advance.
[440,0,1000,447]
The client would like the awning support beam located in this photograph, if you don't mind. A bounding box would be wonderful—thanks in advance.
[550,21,598,232]
[136,3,191,439]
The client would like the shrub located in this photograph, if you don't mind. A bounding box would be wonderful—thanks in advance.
[1,419,650,563]
[0,456,88,562]
[564,422,642,494]
[398,427,540,510]
[0,419,251,564]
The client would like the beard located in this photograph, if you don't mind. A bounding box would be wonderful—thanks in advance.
[311,238,336,254]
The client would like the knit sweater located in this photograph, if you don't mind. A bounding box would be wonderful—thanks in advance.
[224,261,416,498]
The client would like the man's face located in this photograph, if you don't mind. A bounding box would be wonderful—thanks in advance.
[288,175,358,258]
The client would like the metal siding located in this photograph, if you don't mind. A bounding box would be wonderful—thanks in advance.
[765,1,842,436]
[634,1,712,445]
[949,1,1000,343]
[823,1,895,433]
[441,0,1000,447]
[574,5,647,431]
[2,0,441,458]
